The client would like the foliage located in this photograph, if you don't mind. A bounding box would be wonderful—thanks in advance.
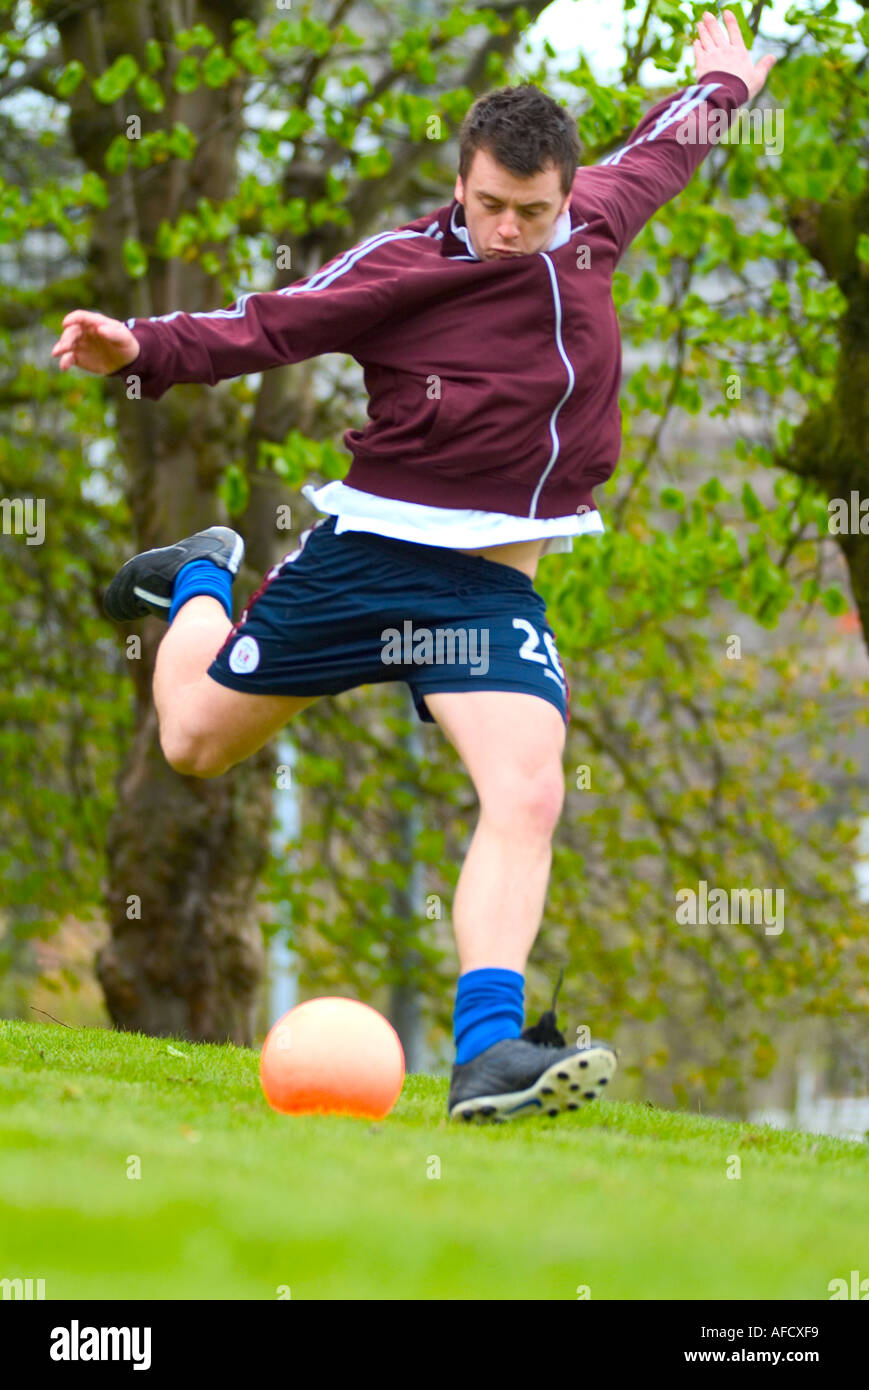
[0,2,867,1098]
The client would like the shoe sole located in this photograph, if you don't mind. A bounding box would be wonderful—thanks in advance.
[449,1045,618,1124]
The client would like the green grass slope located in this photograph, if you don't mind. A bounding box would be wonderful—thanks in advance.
[1,1020,867,1300]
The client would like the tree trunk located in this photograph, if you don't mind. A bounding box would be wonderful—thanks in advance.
[99,727,274,1041]
[783,191,869,647]
[55,0,273,1041]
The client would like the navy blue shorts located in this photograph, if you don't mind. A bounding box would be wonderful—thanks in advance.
[207,515,570,725]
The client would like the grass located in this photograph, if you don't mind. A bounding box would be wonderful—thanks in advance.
[1,1019,867,1300]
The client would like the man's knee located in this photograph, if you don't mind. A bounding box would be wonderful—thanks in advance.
[159,724,229,779]
[482,760,565,839]
[518,764,566,838]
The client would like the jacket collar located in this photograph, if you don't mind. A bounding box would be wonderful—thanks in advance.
[446,201,573,260]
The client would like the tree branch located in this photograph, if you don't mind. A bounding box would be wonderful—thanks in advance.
[0,44,63,100]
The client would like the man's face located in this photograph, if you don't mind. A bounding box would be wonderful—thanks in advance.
[455,147,571,261]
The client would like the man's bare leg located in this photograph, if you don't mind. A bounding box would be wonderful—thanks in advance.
[153,595,317,778]
[423,690,567,973]
[426,691,620,1122]
[153,595,232,711]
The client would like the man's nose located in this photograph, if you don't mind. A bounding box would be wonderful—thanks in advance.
[497,215,520,239]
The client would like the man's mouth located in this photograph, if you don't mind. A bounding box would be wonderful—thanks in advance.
[489,248,522,258]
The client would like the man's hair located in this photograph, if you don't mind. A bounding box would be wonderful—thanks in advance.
[458,83,580,196]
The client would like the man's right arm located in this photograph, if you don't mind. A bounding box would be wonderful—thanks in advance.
[53,227,424,399]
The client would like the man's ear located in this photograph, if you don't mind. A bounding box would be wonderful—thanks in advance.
[454,174,465,205]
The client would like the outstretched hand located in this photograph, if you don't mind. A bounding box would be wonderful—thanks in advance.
[693,9,776,101]
[52,310,140,375]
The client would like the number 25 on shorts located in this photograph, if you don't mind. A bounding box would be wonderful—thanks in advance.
[512,617,565,687]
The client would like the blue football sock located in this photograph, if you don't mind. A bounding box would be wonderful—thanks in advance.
[168,559,233,623]
[453,967,525,1064]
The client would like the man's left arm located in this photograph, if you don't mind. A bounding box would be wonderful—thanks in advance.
[575,10,776,257]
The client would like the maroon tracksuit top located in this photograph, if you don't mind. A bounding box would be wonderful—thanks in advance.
[113,72,749,520]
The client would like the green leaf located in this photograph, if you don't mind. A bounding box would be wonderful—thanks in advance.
[741,483,763,521]
[80,171,109,210]
[134,73,165,112]
[92,54,140,104]
[174,24,216,51]
[821,585,849,617]
[339,63,372,91]
[774,417,794,452]
[56,60,86,98]
[104,136,130,175]
[219,463,250,517]
[728,159,753,200]
[173,56,200,94]
[258,129,281,159]
[357,148,393,178]
[202,46,239,88]
[699,476,728,504]
[166,123,197,160]
[279,109,315,141]
[309,198,340,227]
[122,237,149,279]
[231,26,269,76]
[769,280,790,310]
[144,39,164,73]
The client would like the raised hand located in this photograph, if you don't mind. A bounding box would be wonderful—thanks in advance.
[51,310,140,375]
[694,9,776,101]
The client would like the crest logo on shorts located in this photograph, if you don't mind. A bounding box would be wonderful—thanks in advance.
[229,635,260,674]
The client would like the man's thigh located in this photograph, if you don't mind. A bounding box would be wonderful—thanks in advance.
[165,676,318,777]
[424,689,567,810]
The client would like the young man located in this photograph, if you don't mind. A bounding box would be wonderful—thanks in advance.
[53,13,774,1121]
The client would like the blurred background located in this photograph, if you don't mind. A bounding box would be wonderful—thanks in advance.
[1,0,868,1137]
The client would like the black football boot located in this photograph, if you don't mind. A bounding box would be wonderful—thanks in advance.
[448,970,617,1123]
[103,526,244,622]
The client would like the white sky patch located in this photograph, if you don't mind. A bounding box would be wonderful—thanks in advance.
[524,0,865,86]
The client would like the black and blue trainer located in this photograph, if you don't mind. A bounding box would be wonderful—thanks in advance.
[448,975,617,1123]
[103,526,244,622]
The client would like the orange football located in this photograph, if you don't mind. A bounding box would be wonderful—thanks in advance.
[260,997,405,1119]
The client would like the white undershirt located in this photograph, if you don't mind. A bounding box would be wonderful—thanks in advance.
[301,480,605,554]
[303,206,605,555]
